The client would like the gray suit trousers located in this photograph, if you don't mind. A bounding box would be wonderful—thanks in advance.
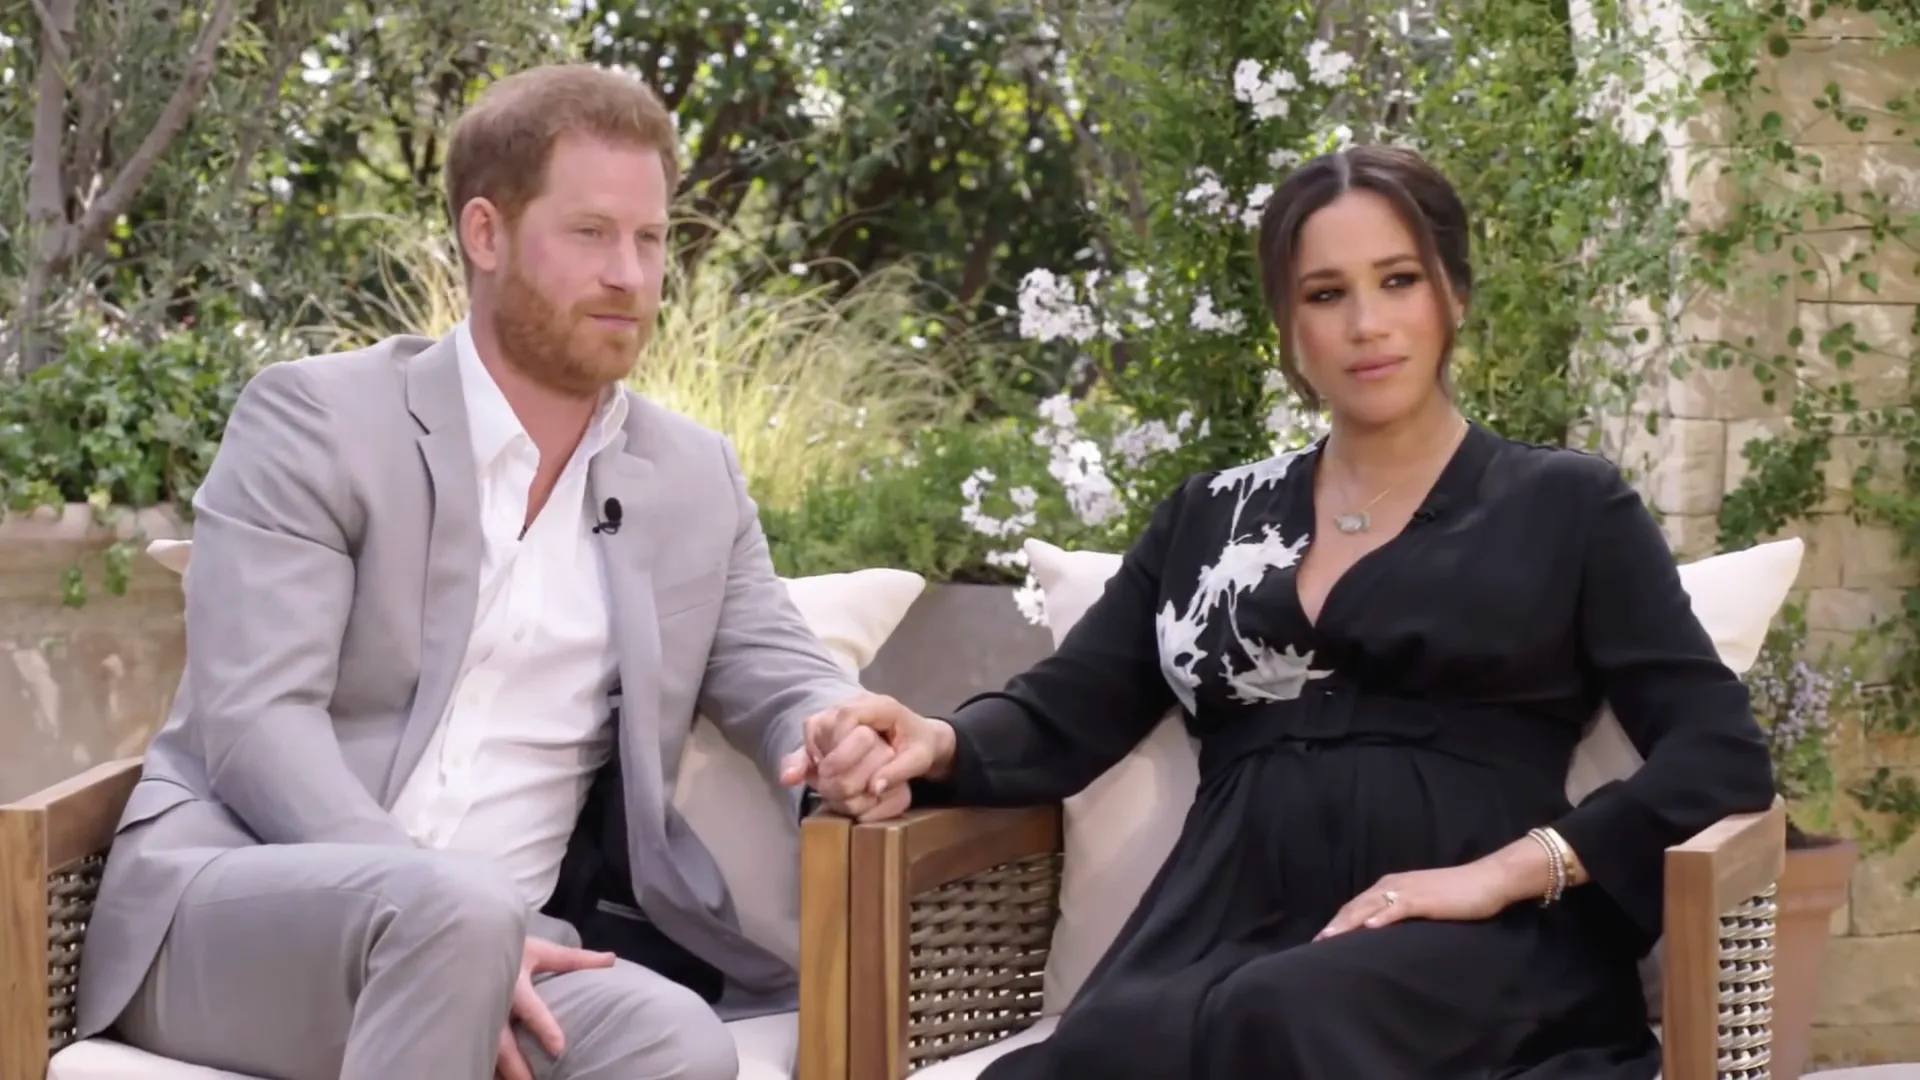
[110,803,737,1080]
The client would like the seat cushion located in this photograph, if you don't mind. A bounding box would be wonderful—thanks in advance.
[48,1040,261,1080]
[726,1011,799,1080]
[906,1017,1061,1080]
[50,1013,799,1080]
[1018,534,1802,1017]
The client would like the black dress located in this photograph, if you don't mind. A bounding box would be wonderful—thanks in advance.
[915,423,1778,1080]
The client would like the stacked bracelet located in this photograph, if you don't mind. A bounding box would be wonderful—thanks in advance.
[1526,826,1569,906]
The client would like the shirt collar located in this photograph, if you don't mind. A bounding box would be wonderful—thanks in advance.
[454,319,630,472]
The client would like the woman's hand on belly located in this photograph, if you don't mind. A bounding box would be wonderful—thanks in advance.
[1313,834,1566,940]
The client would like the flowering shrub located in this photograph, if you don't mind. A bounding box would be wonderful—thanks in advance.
[762,408,1127,589]
[991,0,1682,548]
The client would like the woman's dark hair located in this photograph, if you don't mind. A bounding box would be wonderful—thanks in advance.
[1255,145,1473,410]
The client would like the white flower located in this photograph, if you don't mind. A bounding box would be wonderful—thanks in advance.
[1180,167,1234,218]
[1189,292,1247,334]
[1263,402,1297,438]
[1306,42,1355,87]
[1046,438,1122,527]
[1037,392,1077,430]
[1110,410,1195,470]
[1122,268,1157,329]
[961,468,1038,540]
[1016,269,1103,344]
[796,82,845,123]
[1232,59,1299,121]
[1267,147,1304,172]
[1013,572,1048,627]
[1240,182,1275,229]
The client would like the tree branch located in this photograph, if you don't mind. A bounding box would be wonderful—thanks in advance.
[66,0,243,275]
[15,0,77,365]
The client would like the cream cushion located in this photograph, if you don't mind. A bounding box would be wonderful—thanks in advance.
[49,1015,800,1080]
[59,539,928,1080]
[1021,532,1802,1023]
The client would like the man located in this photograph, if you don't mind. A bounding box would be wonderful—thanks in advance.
[75,64,891,1080]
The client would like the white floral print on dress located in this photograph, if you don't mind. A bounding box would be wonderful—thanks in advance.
[1156,445,1333,711]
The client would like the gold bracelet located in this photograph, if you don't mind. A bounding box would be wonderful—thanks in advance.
[1526,827,1568,906]
[1541,824,1585,883]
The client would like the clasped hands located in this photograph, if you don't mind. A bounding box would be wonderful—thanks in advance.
[777,692,953,822]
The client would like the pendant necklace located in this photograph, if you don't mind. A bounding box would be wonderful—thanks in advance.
[1327,416,1470,534]
[1333,485,1393,535]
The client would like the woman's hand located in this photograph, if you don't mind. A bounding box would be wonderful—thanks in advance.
[777,692,957,822]
[1314,836,1563,940]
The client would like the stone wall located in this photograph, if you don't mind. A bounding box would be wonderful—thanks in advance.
[0,506,189,804]
[1586,0,1920,1065]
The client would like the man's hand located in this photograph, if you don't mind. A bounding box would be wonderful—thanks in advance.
[494,937,618,1080]
[777,692,955,822]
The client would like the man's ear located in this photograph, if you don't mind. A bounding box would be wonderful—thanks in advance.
[458,197,507,275]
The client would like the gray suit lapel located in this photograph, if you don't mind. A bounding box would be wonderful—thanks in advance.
[385,336,483,804]
[591,428,667,818]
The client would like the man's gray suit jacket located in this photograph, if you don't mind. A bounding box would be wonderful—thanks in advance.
[74,331,861,1037]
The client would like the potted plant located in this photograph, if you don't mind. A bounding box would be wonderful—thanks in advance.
[1742,608,1861,1078]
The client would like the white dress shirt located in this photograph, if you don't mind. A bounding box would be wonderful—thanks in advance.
[389,320,630,909]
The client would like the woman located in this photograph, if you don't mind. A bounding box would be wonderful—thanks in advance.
[804,145,1778,1078]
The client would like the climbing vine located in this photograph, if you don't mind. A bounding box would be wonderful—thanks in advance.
[1682,0,1920,852]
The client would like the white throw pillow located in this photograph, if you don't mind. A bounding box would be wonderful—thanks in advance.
[1018,533,1802,1015]
[142,540,926,972]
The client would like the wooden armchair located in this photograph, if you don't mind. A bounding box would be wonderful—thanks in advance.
[836,799,1788,1080]
[0,757,856,1080]
[1,759,141,1080]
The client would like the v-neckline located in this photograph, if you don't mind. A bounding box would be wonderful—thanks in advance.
[1289,422,1486,632]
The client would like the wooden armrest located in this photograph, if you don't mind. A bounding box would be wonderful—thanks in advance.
[1661,796,1789,1080]
[1,756,144,1080]
[800,811,853,1080]
[848,806,1064,1079]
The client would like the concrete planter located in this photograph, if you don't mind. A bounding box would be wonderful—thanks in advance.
[0,504,190,802]
[861,582,1055,718]
[1774,836,1860,1078]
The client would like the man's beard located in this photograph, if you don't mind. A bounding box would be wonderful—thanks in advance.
[491,258,649,397]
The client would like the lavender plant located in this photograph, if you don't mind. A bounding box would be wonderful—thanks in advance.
[1743,609,1855,828]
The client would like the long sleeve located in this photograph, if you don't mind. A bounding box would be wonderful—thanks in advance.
[1551,463,1778,940]
[184,362,415,848]
[697,438,864,803]
[921,477,1193,808]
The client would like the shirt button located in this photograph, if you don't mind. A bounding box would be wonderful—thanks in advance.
[513,627,528,644]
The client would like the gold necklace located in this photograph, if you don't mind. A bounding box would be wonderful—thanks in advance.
[1327,416,1469,535]
[1332,484,1392,535]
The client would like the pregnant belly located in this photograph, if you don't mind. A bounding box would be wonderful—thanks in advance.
[1201,737,1562,906]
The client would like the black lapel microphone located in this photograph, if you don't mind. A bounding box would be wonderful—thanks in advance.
[592,497,624,535]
